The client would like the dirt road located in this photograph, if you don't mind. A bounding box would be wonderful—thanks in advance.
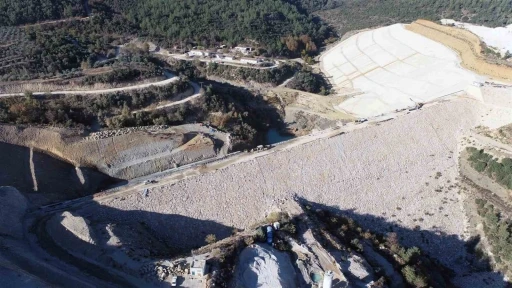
[0,74,181,97]
[131,81,203,114]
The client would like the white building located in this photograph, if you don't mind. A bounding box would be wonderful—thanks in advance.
[234,46,253,55]
[190,260,207,277]
[216,54,234,61]
[187,50,204,57]
[240,58,263,65]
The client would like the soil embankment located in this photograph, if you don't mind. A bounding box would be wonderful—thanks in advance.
[0,186,27,239]
[0,124,223,182]
[407,20,512,82]
[0,142,117,205]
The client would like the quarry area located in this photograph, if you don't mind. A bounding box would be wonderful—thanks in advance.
[2,19,512,288]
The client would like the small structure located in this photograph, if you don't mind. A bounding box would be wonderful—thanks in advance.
[472,81,484,87]
[266,226,273,245]
[188,50,204,57]
[323,270,333,288]
[240,58,262,65]
[190,260,207,277]
[234,46,253,55]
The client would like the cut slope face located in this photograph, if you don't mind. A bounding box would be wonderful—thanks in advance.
[321,24,478,118]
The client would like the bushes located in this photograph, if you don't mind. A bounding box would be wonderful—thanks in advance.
[286,70,329,94]
[0,78,190,128]
[205,234,217,244]
[475,199,512,277]
[466,147,512,189]
[168,59,299,86]
[305,206,450,288]
[402,265,428,288]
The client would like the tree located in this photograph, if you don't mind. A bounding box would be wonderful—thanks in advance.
[205,234,217,244]
[401,265,427,287]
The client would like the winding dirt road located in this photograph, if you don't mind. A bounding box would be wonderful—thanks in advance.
[0,75,182,97]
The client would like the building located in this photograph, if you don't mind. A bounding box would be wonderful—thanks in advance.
[190,260,207,277]
[240,58,263,65]
[187,50,204,57]
[234,46,253,55]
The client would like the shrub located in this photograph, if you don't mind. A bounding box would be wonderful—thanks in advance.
[397,246,421,264]
[205,234,217,244]
[281,223,296,234]
[255,227,266,242]
[402,265,428,288]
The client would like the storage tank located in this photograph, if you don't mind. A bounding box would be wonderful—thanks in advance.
[266,226,273,245]
[323,270,333,288]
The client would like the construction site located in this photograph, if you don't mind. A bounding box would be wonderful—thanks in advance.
[2,18,512,288]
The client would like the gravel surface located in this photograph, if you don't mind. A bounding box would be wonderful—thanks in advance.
[89,97,512,272]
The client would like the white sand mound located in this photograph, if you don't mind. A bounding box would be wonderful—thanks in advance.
[234,244,296,288]
[0,186,28,239]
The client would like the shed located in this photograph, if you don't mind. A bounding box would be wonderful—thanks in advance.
[190,260,207,277]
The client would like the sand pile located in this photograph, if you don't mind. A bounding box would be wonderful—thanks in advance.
[0,186,27,239]
[46,211,97,256]
[407,20,512,82]
[234,244,297,288]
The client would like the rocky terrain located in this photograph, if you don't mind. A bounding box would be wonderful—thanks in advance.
[76,95,512,278]
[0,123,228,204]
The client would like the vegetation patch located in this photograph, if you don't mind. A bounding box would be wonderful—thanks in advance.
[467,147,512,189]
[303,203,453,287]
[310,0,512,36]
[285,69,330,94]
[167,59,299,86]
[475,198,512,278]
[0,79,190,128]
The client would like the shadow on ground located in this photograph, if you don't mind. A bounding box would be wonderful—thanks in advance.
[295,197,508,287]
[0,142,124,206]
[34,199,234,287]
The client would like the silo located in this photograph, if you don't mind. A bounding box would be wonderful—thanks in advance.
[322,270,333,288]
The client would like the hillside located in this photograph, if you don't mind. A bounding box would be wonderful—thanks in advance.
[0,0,86,26]
[308,0,512,35]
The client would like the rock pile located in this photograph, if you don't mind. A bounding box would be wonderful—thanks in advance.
[139,261,188,282]
[84,125,169,141]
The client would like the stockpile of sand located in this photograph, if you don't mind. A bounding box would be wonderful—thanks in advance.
[407,20,512,82]
[46,211,97,256]
[0,186,27,239]
[233,244,297,288]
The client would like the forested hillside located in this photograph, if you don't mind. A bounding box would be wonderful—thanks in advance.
[308,0,512,35]
[98,0,330,55]
[0,0,85,26]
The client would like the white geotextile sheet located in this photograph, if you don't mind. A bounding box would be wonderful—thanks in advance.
[322,24,479,117]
